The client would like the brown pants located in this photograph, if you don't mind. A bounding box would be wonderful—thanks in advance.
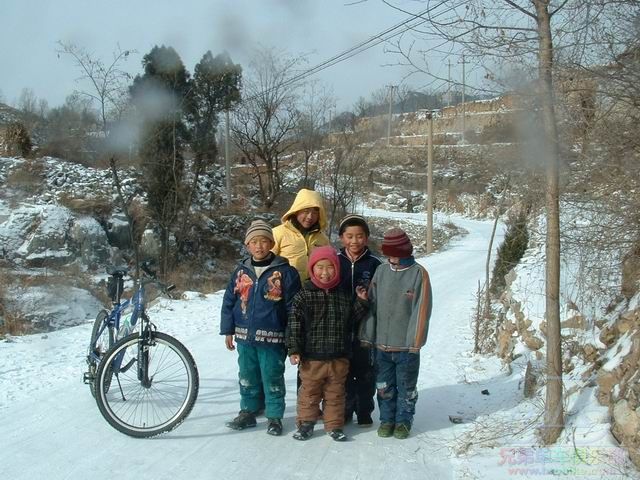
[297,358,349,431]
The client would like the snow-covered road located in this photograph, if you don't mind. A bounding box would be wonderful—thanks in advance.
[1,214,507,480]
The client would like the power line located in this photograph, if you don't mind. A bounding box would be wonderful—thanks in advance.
[241,0,463,103]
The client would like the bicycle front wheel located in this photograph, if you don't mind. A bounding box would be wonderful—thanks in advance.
[95,331,199,438]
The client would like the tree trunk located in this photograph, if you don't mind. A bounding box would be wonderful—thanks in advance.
[535,0,564,444]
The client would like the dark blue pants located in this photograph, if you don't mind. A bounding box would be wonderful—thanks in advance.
[375,350,420,426]
[237,343,286,419]
[345,343,375,419]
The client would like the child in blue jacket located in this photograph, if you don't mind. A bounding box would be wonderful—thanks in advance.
[220,220,301,436]
[337,214,382,426]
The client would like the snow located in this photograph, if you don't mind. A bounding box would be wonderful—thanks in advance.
[1,210,635,480]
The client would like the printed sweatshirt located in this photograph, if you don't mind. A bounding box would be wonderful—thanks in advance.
[220,255,301,346]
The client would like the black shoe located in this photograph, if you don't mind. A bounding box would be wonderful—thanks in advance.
[293,421,314,441]
[328,429,347,442]
[357,413,373,427]
[226,411,257,430]
[266,418,283,436]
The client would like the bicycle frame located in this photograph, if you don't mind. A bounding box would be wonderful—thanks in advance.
[110,277,160,392]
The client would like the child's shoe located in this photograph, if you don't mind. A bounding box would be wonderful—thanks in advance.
[266,418,283,436]
[377,422,395,438]
[357,413,373,427]
[226,410,257,430]
[393,423,411,439]
[293,421,314,441]
[328,429,347,442]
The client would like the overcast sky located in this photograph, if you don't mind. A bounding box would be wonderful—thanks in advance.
[1,0,464,112]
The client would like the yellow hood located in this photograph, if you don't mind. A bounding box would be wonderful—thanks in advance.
[281,189,327,230]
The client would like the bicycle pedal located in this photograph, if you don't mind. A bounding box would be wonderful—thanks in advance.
[83,372,95,384]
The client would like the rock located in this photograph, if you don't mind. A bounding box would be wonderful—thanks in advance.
[561,314,587,330]
[4,284,103,331]
[69,216,111,267]
[600,324,618,347]
[522,331,544,351]
[497,328,514,359]
[613,399,640,439]
[539,320,547,337]
[105,213,132,249]
[582,344,599,362]
[504,269,517,289]
[22,205,76,267]
[617,309,639,335]
[596,371,619,406]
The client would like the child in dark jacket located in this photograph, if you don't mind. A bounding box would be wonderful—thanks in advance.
[220,220,301,436]
[337,214,382,426]
[360,228,433,440]
[286,246,367,442]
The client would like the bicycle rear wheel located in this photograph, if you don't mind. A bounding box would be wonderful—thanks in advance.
[88,309,114,398]
[95,331,199,438]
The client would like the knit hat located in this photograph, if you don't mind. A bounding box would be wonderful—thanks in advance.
[381,228,413,258]
[244,220,274,245]
[338,214,370,237]
[308,245,341,290]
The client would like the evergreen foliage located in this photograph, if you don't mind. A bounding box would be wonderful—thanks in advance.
[190,50,242,162]
[131,45,191,274]
[490,210,529,295]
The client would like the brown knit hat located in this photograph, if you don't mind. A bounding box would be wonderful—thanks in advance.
[245,220,274,245]
[381,228,413,258]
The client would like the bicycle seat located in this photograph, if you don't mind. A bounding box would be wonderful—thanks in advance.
[106,266,129,277]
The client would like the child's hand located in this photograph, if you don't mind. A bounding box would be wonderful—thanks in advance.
[355,285,368,300]
[289,354,301,365]
[225,335,235,351]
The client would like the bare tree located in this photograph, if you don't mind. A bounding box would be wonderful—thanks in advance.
[231,47,305,208]
[295,82,335,188]
[57,41,135,137]
[380,0,631,444]
[17,88,38,116]
[316,131,368,235]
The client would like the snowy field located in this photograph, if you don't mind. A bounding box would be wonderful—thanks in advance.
[1,211,635,480]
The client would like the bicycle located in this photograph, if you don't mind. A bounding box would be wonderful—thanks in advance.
[84,266,131,398]
[85,263,199,437]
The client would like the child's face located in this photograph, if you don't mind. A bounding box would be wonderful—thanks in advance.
[296,207,320,229]
[312,259,336,285]
[247,236,274,261]
[387,256,400,266]
[340,225,368,257]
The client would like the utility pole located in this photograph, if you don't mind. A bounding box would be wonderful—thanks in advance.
[426,110,434,254]
[225,109,231,207]
[447,60,452,107]
[461,53,467,144]
[387,85,396,146]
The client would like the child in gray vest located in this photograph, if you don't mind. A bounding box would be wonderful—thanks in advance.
[359,228,433,439]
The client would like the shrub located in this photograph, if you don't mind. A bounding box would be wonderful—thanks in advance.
[57,192,113,219]
[491,209,529,295]
[3,122,32,157]
[5,158,44,189]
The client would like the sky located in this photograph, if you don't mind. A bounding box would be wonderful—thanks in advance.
[0,0,455,112]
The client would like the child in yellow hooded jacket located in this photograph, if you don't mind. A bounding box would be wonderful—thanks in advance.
[272,189,330,282]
